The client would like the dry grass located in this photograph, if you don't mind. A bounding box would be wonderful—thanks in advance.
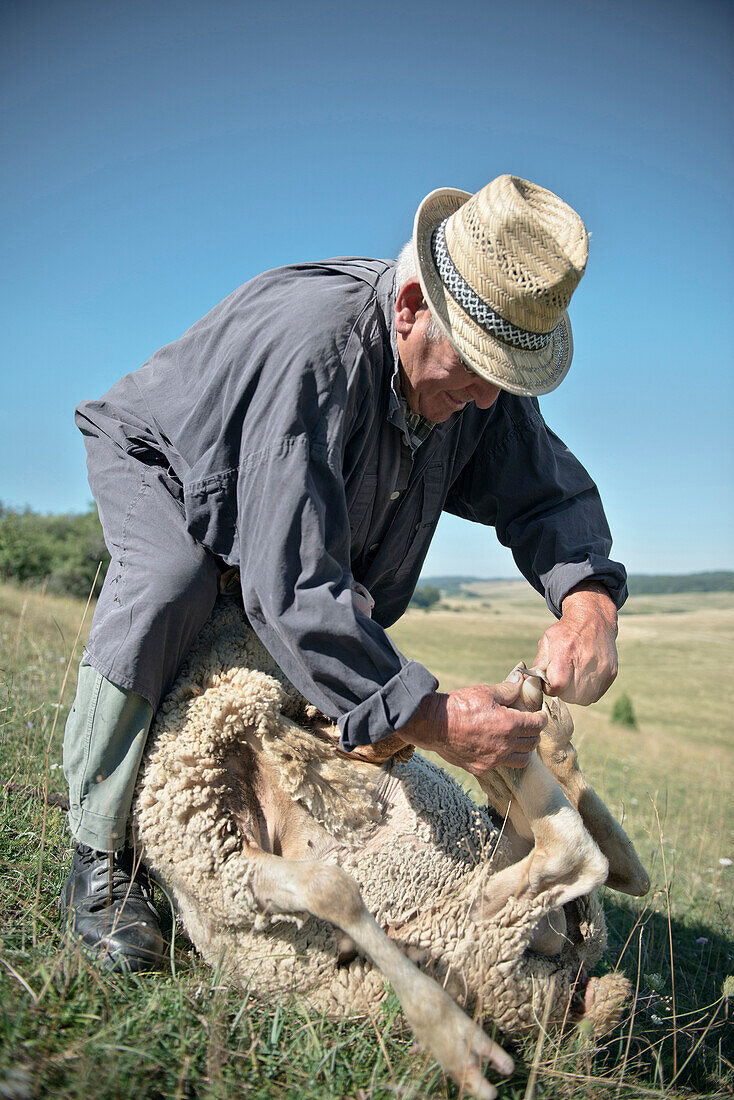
[0,580,732,1098]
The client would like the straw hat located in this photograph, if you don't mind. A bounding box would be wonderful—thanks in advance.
[413,175,589,396]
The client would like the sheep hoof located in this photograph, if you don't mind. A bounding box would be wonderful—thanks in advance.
[405,992,513,1099]
[577,972,632,1036]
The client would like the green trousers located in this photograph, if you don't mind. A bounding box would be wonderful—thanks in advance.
[63,660,154,852]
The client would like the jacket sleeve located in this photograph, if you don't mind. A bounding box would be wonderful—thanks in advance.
[234,376,437,752]
[444,396,628,617]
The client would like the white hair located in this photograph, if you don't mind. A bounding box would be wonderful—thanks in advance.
[395,240,444,344]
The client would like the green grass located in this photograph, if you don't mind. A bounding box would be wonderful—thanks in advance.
[1,581,732,1098]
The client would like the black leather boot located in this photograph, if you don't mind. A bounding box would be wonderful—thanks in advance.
[60,842,165,972]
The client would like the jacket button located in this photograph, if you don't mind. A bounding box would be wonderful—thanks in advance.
[369,543,379,552]
[390,490,400,500]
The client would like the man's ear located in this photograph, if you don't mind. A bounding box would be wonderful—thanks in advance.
[395,279,426,336]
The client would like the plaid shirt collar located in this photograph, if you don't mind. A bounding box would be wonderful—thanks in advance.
[400,397,436,451]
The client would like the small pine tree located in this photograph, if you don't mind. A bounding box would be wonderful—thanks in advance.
[611,692,638,729]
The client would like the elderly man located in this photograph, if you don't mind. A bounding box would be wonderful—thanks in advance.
[60,176,625,971]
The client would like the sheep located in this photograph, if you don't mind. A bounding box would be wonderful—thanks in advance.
[132,598,648,1099]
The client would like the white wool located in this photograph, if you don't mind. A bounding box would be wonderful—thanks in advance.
[133,600,625,1032]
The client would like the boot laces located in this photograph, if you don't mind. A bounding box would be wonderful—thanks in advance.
[75,843,152,908]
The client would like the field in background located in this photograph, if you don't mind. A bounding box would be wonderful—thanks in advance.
[1,580,732,1098]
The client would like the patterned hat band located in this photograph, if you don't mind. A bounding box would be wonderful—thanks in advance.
[430,218,559,353]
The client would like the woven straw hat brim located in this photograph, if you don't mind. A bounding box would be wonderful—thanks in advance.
[413,188,574,397]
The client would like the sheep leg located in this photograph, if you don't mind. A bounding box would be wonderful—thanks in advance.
[247,849,513,1100]
[538,699,650,897]
[473,774,574,953]
[473,671,606,938]
[475,752,608,919]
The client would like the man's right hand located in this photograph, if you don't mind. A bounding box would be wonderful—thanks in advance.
[396,681,547,777]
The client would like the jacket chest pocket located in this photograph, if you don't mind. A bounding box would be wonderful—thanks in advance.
[395,462,445,569]
[417,462,445,529]
[347,473,378,547]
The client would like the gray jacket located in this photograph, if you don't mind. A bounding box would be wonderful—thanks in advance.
[77,258,626,749]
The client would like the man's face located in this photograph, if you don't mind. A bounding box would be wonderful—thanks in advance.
[396,285,501,423]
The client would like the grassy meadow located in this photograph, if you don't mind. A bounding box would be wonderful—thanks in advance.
[0,579,732,1098]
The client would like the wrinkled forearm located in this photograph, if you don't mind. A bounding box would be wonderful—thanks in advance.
[561,580,619,632]
[396,691,448,751]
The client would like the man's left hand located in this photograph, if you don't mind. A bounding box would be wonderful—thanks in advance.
[533,581,618,706]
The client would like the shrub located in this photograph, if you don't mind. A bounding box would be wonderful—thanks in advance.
[0,507,53,583]
[611,692,638,729]
[409,584,441,610]
[0,503,109,598]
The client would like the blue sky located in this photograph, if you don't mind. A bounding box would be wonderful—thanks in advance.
[1,0,732,578]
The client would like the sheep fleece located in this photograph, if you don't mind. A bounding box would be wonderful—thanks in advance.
[133,599,621,1033]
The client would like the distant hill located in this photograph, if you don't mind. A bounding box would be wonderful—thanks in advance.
[626,571,734,594]
[415,575,489,595]
[418,571,734,596]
